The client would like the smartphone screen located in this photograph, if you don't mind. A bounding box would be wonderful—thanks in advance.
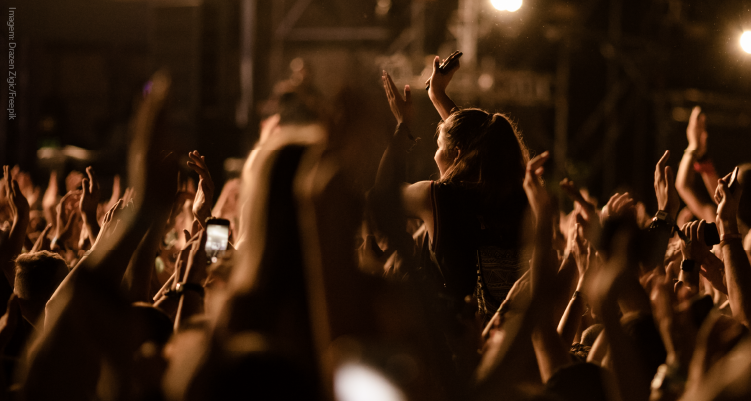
[206,219,230,263]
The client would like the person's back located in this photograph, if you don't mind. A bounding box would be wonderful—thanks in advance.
[424,181,528,311]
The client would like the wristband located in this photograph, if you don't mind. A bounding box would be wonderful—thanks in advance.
[653,210,674,225]
[721,233,743,242]
[693,159,715,174]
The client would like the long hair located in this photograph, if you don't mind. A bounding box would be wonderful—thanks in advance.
[437,108,530,202]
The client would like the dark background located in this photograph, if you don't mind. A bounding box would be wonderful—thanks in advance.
[2,0,751,211]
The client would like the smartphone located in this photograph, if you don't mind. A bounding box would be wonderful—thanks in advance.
[439,50,463,72]
[426,51,463,90]
[205,218,230,263]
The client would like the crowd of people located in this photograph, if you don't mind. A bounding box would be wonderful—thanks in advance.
[0,53,750,401]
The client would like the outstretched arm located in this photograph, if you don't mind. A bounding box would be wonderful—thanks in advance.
[0,167,29,288]
[675,107,716,222]
[371,72,432,238]
[79,166,101,244]
[523,152,573,383]
[476,152,569,398]
[21,70,177,401]
[715,169,751,327]
[174,230,208,331]
[188,150,214,228]
[121,203,172,303]
[426,55,459,121]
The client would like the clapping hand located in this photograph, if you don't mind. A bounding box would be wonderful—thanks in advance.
[382,71,414,127]
[654,150,681,222]
[2,166,29,225]
[601,192,635,223]
[686,106,708,157]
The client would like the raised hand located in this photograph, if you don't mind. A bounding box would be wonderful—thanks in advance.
[425,54,460,96]
[560,178,601,245]
[655,150,681,222]
[382,71,413,126]
[601,192,635,223]
[52,191,82,251]
[572,225,594,278]
[3,166,30,225]
[187,150,214,228]
[680,220,712,263]
[523,151,551,220]
[79,166,101,243]
[0,166,30,287]
[42,170,59,226]
[714,167,743,238]
[686,106,708,157]
[10,166,40,208]
[92,197,136,251]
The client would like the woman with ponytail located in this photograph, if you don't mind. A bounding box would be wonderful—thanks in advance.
[374,56,531,319]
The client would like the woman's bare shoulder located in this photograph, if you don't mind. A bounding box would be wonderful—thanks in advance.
[401,181,433,219]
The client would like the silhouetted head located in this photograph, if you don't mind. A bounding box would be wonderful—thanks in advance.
[436,109,530,199]
[14,251,69,326]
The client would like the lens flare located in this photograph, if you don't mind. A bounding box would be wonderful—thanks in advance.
[506,0,523,12]
[741,31,751,54]
[491,0,522,12]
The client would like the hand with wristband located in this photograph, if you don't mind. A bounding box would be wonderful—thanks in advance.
[676,107,718,222]
[676,220,706,296]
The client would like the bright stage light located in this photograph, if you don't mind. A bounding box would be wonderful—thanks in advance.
[506,0,522,12]
[491,0,522,12]
[742,31,751,54]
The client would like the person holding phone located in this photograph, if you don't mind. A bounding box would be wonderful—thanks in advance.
[375,53,532,318]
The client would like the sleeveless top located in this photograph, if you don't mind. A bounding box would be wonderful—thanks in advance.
[420,181,529,317]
